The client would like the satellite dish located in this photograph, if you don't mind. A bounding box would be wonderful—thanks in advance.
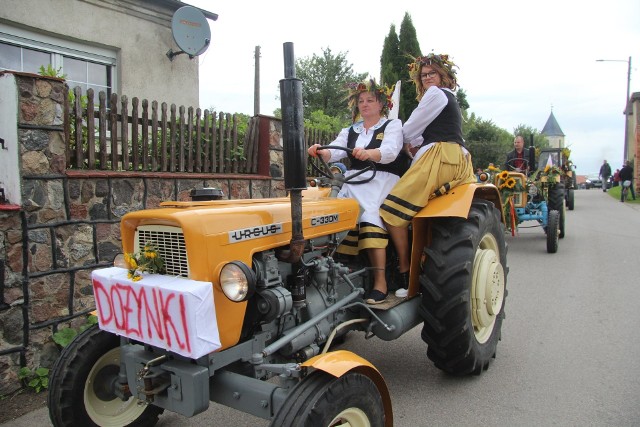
[166,6,211,61]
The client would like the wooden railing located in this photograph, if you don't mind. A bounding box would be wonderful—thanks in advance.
[65,87,259,174]
[64,87,339,175]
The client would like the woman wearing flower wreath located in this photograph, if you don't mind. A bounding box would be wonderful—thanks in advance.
[308,79,404,304]
[380,53,476,298]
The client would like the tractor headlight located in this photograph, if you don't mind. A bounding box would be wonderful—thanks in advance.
[219,261,256,302]
[113,253,127,268]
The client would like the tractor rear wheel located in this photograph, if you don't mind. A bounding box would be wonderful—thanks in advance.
[270,370,385,427]
[566,188,575,211]
[48,325,163,427]
[546,210,559,253]
[419,200,507,375]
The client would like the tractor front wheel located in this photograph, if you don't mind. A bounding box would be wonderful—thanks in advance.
[546,210,560,253]
[549,183,566,238]
[48,325,163,427]
[270,370,385,427]
[419,200,507,375]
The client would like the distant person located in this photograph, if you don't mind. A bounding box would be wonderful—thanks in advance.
[613,168,620,187]
[504,135,531,173]
[599,159,611,192]
[618,160,635,201]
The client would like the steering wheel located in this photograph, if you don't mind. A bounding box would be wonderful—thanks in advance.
[505,157,530,173]
[311,145,377,185]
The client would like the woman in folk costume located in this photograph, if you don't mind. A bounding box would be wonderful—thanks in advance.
[380,53,476,298]
[308,79,403,304]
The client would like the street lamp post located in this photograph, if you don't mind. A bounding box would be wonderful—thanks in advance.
[596,56,632,162]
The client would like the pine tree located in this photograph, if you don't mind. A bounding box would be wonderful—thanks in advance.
[380,24,400,87]
[397,13,422,121]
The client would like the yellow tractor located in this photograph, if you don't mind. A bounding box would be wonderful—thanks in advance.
[48,43,508,427]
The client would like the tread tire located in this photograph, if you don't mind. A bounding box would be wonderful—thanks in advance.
[48,325,163,427]
[546,210,559,253]
[270,370,385,427]
[548,183,565,238]
[419,199,507,376]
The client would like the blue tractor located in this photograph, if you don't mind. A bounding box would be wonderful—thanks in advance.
[482,157,565,253]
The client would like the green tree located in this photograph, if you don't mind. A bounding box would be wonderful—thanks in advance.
[304,110,347,135]
[463,113,513,169]
[397,12,422,121]
[456,88,470,111]
[512,124,549,150]
[380,24,401,87]
[295,47,367,121]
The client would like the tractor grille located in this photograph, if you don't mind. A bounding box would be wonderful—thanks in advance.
[135,225,189,277]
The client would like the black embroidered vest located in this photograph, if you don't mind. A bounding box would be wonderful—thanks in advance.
[347,120,409,177]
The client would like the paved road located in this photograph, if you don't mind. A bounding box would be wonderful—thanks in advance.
[6,190,640,426]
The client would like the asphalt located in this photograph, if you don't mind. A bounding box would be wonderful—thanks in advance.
[3,188,638,427]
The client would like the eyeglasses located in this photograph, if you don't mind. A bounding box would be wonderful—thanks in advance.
[420,71,438,79]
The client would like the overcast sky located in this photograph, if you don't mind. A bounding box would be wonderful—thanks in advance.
[184,0,639,175]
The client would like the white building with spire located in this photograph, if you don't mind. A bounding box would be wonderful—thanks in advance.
[541,110,565,148]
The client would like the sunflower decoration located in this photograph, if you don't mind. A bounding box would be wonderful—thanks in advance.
[481,164,527,232]
[532,165,564,183]
[125,243,165,281]
[345,79,394,122]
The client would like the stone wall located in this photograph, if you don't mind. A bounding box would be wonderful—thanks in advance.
[0,73,286,394]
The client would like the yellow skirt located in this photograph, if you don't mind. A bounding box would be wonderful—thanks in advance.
[337,222,388,255]
[380,142,476,228]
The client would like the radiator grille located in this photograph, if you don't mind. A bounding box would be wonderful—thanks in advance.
[135,226,189,277]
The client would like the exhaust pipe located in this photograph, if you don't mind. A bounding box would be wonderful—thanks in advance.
[529,134,536,171]
[278,42,306,263]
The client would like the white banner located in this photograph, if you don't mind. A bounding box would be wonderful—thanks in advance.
[91,267,220,359]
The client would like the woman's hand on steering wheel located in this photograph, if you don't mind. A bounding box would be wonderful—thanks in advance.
[310,145,377,185]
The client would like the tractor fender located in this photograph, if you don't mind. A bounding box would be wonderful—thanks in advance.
[414,182,502,220]
[406,183,503,299]
[302,350,393,427]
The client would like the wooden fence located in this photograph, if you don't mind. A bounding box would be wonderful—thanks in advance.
[64,87,261,174]
[64,87,338,175]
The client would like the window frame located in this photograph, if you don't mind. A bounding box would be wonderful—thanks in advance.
[0,22,117,97]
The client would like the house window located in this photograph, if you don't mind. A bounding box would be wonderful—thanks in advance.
[0,41,113,99]
[0,43,50,74]
[0,23,117,101]
[63,56,112,96]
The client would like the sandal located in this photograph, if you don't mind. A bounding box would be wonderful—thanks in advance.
[366,289,387,304]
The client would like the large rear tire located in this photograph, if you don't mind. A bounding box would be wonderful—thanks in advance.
[566,189,575,211]
[48,325,163,427]
[270,370,385,427]
[546,210,559,253]
[419,200,507,375]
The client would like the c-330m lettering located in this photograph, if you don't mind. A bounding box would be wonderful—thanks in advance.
[311,214,339,226]
[229,223,283,243]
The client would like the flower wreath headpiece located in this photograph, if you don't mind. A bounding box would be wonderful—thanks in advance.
[345,79,395,122]
[408,53,458,100]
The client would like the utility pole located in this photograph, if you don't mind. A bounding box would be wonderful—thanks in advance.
[596,56,632,162]
[254,46,261,116]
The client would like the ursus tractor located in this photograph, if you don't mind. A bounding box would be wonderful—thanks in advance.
[48,43,508,427]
